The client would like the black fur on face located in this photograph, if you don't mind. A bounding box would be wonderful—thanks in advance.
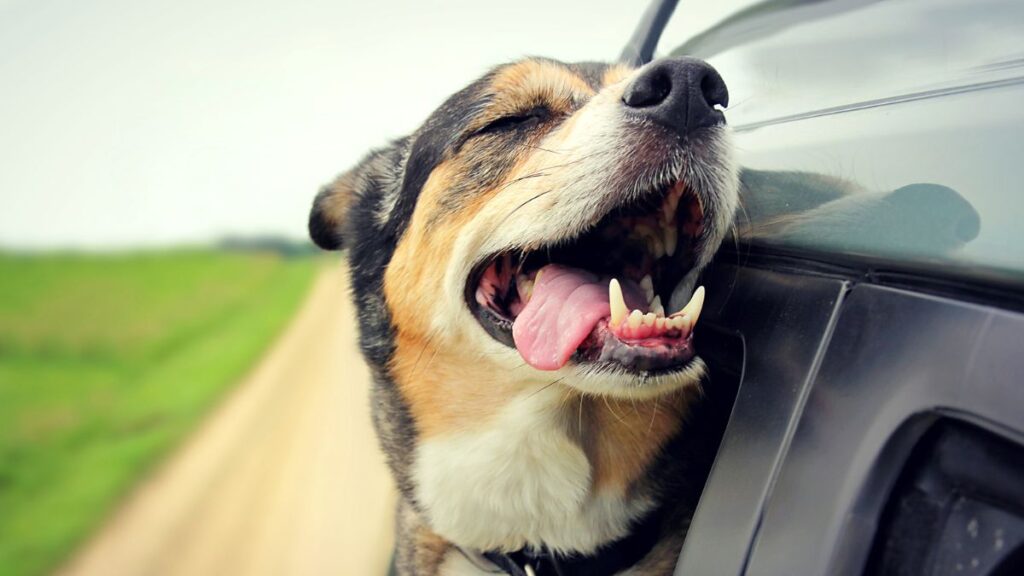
[307,67,509,501]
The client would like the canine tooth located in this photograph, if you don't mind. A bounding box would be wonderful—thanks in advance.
[534,268,544,285]
[681,314,695,333]
[628,309,643,330]
[664,226,678,258]
[640,275,654,301]
[642,312,656,327]
[664,191,681,221]
[678,286,705,325]
[609,279,628,328]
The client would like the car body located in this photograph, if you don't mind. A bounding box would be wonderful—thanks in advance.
[622,0,1024,574]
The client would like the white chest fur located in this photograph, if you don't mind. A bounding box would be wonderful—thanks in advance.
[412,387,652,555]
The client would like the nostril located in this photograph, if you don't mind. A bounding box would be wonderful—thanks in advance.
[699,69,729,110]
[623,68,673,109]
[645,71,672,107]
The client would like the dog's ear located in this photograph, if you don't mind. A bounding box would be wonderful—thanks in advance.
[310,140,407,250]
[309,167,362,251]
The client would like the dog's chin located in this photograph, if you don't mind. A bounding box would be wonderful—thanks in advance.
[465,175,718,391]
[565,356,707,400]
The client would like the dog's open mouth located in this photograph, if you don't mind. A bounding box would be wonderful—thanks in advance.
[466,181,708,374]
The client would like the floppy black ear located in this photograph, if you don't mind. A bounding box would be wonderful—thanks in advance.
[309,168,361,251]
[310,140,409,251]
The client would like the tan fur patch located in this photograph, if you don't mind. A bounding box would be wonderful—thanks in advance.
[476,59,596,126]
[582,388,693,492]
[389,339,536,437]
[317,170,360,231]
[384,156,539,436]
[385,161,465,338]
[602,63,636,88]
[396,499,452,575]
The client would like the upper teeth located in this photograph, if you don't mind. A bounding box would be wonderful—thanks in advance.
[662,184,684,257]
[664,226,677,257]
[628,184,687,262]
[664,183,684,220]
[609,278,627,328]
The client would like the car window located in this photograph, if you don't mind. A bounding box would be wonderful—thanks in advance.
[661,0,1024,288]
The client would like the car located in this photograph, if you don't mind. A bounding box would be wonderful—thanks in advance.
[619,0,1024,574]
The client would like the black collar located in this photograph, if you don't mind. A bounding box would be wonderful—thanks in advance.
[476,504,665,576]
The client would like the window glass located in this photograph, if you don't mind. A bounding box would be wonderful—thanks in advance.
[662,0,1024,286]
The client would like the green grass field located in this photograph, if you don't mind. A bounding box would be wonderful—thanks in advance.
[0,250,318,576]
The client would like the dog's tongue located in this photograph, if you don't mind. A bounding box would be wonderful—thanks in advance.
[512,264,644,371]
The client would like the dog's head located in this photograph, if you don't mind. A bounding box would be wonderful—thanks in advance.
[311,57,738,427]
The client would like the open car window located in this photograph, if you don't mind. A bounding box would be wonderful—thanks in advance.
[660,0,1024,292]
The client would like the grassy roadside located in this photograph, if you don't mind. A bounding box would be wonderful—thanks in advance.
[0,250,319,576]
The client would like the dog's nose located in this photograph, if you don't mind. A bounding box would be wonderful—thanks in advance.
[622,57,729,137]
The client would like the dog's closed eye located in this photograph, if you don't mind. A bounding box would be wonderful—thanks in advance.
[473,106,549,137]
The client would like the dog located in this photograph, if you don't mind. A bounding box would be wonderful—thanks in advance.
[309,56,740,575]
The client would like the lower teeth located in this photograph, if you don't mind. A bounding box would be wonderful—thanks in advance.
[608,277,705,339]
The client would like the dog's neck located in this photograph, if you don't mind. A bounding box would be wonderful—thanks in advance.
[396,346,691,555]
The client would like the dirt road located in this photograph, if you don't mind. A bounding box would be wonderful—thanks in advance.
[57,264,396,576]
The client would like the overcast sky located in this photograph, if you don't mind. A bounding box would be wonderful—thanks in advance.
[0,0,752,249]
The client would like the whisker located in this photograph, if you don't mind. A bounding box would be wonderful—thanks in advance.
[417,349,440,379]
[495,171,551,193]
[496,189,554,229]
[557,388,575,409]
[724,96,752,112]
[647,394,660,435]
[410,335,435,378]
[602,395,627,425]
[515,141,566,155]
[578,393,585,436]
[527,377,565,399]
[494,152,600,196]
